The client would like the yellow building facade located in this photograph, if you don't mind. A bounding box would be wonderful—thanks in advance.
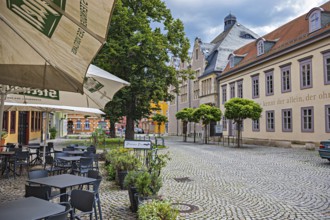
[2,111,42,146]
[141,101,168,134]
[218,3,330,147]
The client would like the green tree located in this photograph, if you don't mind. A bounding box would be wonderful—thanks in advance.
[192,104,222,144]
[224,98,263,148]
[151,113,168,137]
[103,95,125,138]
[94,0,190,139]
[175,108,193,142]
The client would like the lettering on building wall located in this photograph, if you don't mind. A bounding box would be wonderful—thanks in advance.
[261,91,330,107]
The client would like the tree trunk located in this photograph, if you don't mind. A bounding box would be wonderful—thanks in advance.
[125,115,135,140]
[158,123,161,137]
[110,121,116,138]
[237,121,241,148]
[204,124,208,144]
[183,121,187,142]
[193,123,196,143]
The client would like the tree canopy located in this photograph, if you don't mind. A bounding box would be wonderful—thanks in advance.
[224,98,262,147]
[192,104,222,144]
[224,98,262,123]
[192,104,222,126]
[94,0,190,139]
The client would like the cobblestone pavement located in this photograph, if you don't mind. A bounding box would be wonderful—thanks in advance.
[1,137,330,220]
[159,137,330,220]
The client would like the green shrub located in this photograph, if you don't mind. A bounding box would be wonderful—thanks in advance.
[106,164,116,181]
[138,200,179,220]
[49,127,57,139]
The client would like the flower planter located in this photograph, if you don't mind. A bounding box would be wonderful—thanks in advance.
[128,186,138,212]
[117,170,128,190]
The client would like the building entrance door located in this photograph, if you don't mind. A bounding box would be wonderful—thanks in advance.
[67,121,73,134]
[18,111,29,145]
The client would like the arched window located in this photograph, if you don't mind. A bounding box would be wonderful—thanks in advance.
[309,10,321,33]
[257,40,264,56]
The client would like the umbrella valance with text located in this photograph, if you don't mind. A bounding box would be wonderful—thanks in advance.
[5,64,129,109]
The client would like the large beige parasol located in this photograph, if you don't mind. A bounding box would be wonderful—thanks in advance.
[0,0,116,92]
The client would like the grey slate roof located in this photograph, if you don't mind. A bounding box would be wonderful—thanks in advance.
[202,23,259,77]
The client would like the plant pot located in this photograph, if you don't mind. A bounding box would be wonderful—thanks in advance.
[128,186,138,212]
[117,170,128,190]
[137,195,154,207]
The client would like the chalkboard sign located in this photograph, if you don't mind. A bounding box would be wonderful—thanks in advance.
[124,140,152,149]
[214,125,223,137]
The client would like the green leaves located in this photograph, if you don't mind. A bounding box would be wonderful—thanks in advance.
[224,98,263,122]
[192,104,222,125]
[94,0,190,138]
[151,113,168,125]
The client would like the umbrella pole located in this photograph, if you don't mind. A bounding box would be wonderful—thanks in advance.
[43,112,50,164]
[0,86,6,145]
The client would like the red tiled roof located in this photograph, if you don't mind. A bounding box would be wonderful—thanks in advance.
[222,1,330,74]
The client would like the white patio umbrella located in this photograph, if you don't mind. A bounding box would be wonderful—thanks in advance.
[3,102,105,116]
[5,64,130,109]
[4,102,106,162]
[0,0,116,93]
[0,0,117,148]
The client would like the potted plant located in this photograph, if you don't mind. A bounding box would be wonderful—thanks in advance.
[107,147,141,189]
[137,200,179,220]
[135,170,162,206]
[49,127,57,139]
[0,131,7,151]
[124,170,142,212]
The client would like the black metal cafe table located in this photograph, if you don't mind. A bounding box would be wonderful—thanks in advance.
[26,174,96,202]
[64,151,85,156]
[0,151,15,178]
[0,196,65,220]
[57,156,82,174]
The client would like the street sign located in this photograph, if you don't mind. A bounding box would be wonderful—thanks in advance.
[124,140,152,149]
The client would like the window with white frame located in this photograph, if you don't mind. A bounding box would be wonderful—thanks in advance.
[265,70,274,96]
[230,83,235,99]
[252,119,259,132]
[326,105,330,133]
[301,106,314,132]
[251,75,259,99]
[266,111,275,132]
[300,58,312,89]
[222,117,227,131]
[85,120,90,130]
[309,10,321,33]
[257,40,264,56]
[193,80,199,99]
[237,80,243,98]
[222,85,227,104]
[324,52,330,84]
[281,65,291,93]
[180,84,188,102]
[76,119,81,130]
[282,109,292,132]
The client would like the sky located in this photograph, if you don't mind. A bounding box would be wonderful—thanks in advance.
[163,0,329,50]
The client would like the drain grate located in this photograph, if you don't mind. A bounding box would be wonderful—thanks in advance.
[174,177,192,182]
[172,203,199,213]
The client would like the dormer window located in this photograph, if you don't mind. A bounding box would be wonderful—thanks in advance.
[309,10,321,33]
[257,40,264,56]
[229,55,235,68]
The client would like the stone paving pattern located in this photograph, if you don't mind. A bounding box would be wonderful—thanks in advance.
[1,137,330,219]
